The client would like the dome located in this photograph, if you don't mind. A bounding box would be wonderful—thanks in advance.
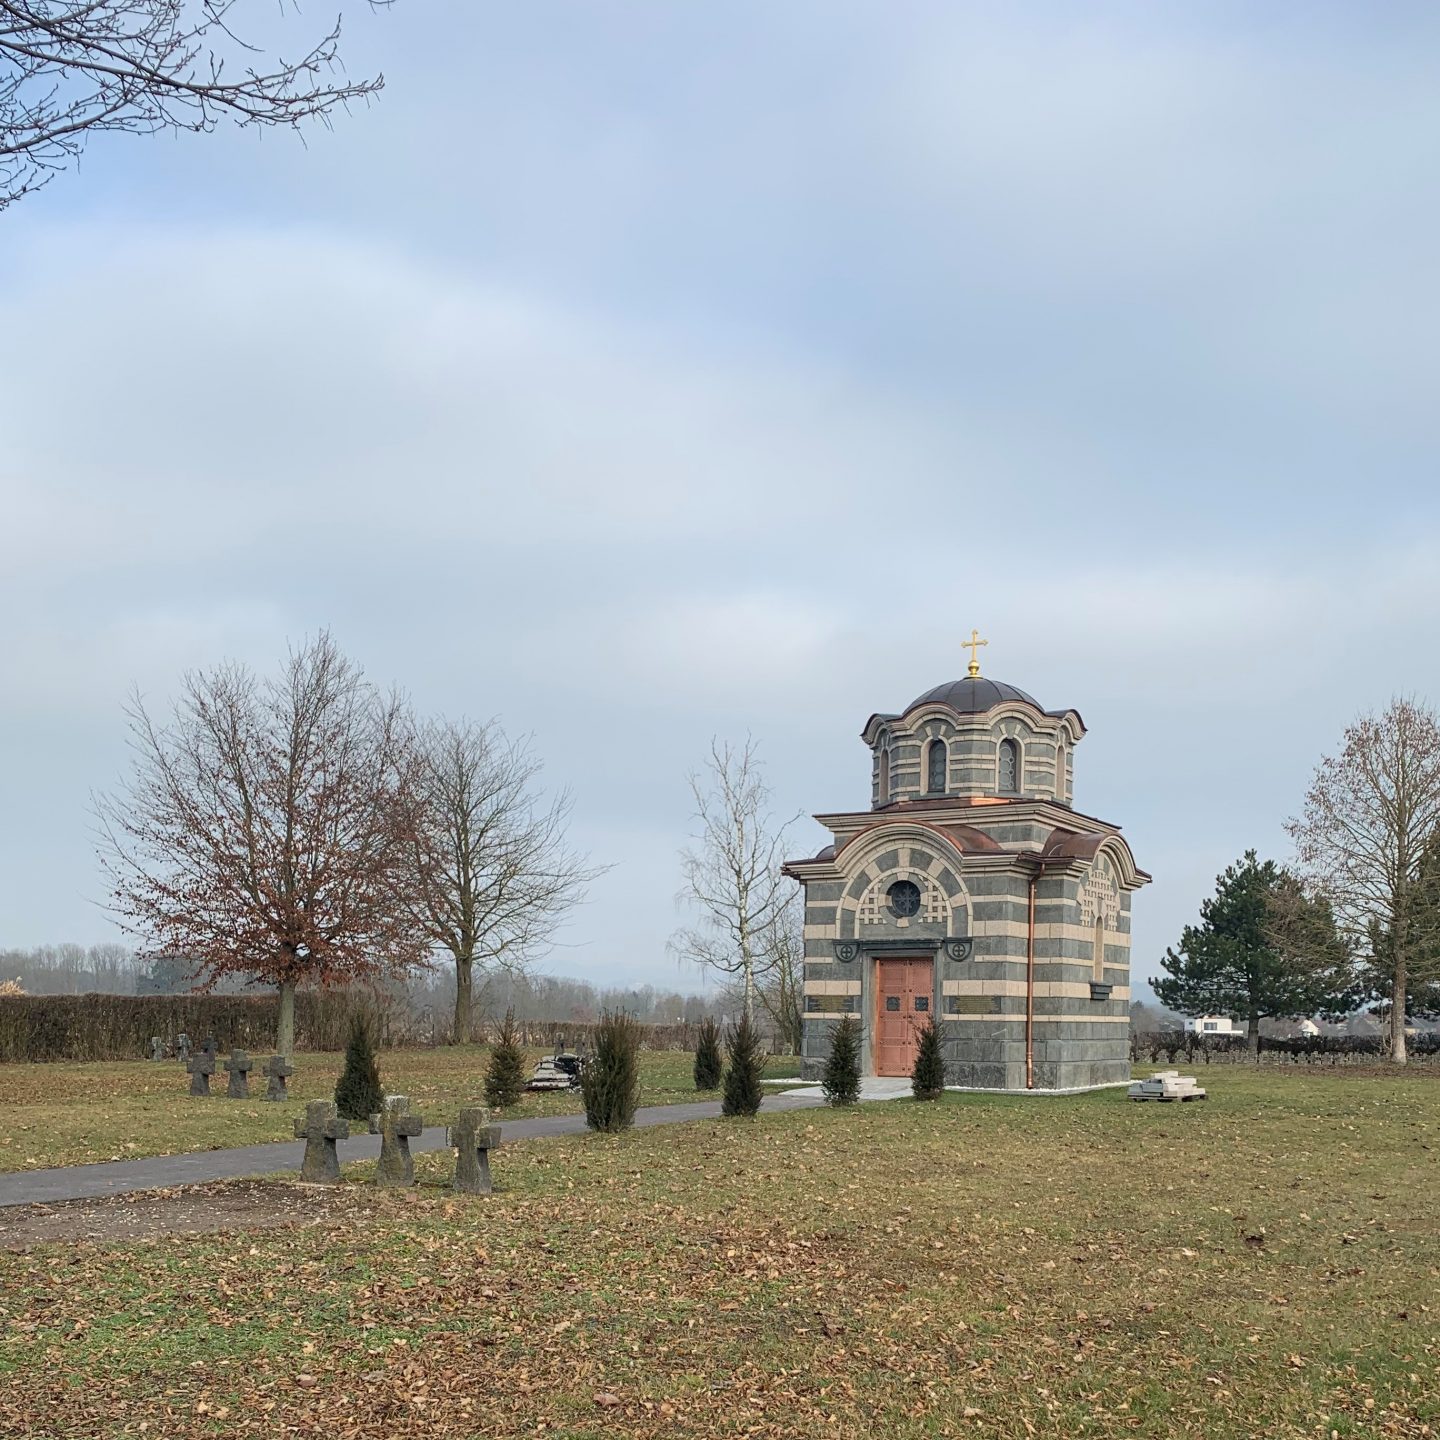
[906,676,1042,715]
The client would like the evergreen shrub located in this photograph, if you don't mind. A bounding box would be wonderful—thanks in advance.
[721,1013,766,1117]
[821,1015,862,1106]
[484,1007,528,1109]
[911,1014,946,1100]
[334,1013,384,1120]
[693,1016,723,1090]
[582,1009,641,1133]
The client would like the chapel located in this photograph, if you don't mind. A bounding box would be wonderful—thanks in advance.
[782,632,1149,1092]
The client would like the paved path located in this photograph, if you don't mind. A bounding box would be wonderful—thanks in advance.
[0,1093,827,1212]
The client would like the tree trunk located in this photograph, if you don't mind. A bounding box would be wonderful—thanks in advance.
[454,953,475,1046]
[1247,1012,1261,1057]
[738,916,756,1027]
[1391,959,1408,1064]
[276,979,296,1059]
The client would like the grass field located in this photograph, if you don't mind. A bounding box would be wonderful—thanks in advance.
[0,1047,800,1172]
[1,1067,1437,1438]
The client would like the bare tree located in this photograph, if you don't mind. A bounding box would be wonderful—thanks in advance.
[87,942,136,991]
[671,737,798,1026]
[1,1,394,208]
[1287,697,1440,1063]
[756,890,804,1054]
[96,631,427,1056]
[408,718,600,1046]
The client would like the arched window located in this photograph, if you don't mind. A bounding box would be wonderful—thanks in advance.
[1093,917,1106,983]
[877,745,890,805]
[998,738,1019,794]
[1054,743,1066,802]
[926,738,947,794]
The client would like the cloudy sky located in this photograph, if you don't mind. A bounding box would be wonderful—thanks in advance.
[3,2,1438,1000]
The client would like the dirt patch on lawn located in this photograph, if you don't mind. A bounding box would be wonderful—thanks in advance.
[0,1178,382,1250]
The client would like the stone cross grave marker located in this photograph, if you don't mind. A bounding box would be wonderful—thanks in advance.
[201,1034,218,1060]
[369,1094,424,1187]
[149,1036,165,1062]
[186,1053,215,1097]
[176,1032,192,1063]
[223,1048,253,1099]
[450,1105,499,1195]
[295,1099,349,1184]
[262,1054,295,1102]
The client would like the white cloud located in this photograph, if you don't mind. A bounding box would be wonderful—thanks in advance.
[1,226,955,580]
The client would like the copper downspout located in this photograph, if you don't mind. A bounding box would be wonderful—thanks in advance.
[1025,871,1037,1089]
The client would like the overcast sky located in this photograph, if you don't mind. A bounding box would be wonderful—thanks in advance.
[3,2,1439,1001]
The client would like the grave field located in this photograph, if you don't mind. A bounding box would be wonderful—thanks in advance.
[1,1068,1437,1438]
[0,1047,798,1172]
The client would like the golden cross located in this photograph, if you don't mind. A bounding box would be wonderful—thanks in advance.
[962,628,988,678]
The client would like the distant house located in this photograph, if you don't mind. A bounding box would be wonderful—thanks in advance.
[1296,1018,1320,1037]
[1184,1014,1240,1037]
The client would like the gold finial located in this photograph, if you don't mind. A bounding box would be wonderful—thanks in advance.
[962,628,988,678]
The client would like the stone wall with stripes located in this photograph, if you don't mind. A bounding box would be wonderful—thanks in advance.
[798,823,1136,1090]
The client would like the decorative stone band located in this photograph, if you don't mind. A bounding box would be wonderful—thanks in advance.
[970,919,1132,942]
[812,921,1129,960]
[943,979,1130,1001]
[942,1012,1129,1024]
[803,979,862,996]
[831,936,972,963]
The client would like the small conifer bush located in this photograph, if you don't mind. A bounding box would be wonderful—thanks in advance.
[721,1012,766,1117]
[693,1016,723,1090]
[911,1013,946,1101]
[484,1007,528,1109]
[581,1009,641,1133]
[821,1014,862,1106]
[334,1013,384,1121]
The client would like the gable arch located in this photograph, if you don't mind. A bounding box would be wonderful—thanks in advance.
[1092,833,1147,890]
[1080,852,1122,929]
[831,823,972,941]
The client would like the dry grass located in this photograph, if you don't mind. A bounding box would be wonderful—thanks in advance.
[0,1048,796,1171]
[0,1068,1436,1437]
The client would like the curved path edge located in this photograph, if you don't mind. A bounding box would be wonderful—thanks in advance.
[0,1093,827,1212]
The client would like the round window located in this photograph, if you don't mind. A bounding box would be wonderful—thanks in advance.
[886,880,922,918]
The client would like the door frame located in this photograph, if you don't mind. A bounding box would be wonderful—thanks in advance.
[871,953,936,1077]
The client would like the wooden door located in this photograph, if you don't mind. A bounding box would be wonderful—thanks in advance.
[874,957,934,1076]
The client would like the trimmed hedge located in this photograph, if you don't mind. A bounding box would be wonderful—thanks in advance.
[0,997,763,1063]
[0,992,372,1063]
[1131,1030,1440,1066]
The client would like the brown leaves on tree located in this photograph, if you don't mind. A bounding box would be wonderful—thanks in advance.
[95,633,430,1017]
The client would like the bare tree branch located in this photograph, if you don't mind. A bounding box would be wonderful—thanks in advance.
[669,736,800,1026]
[1,0,395,207]
[407,717,604,1045]
[1286,696,1440,1062]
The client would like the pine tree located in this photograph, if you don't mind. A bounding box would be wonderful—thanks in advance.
[820,1014,862,1105]
[1152,850,1358,1052]
[693,1017,723,1090]
[721,1013,765,1117]
[911,1014,945,1100]
[483,1008,528,1110]
[581,1010,641,1133]
[334,1013,384,1121]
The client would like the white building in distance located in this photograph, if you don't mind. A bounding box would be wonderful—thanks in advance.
[1184,1015,1241,1037]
